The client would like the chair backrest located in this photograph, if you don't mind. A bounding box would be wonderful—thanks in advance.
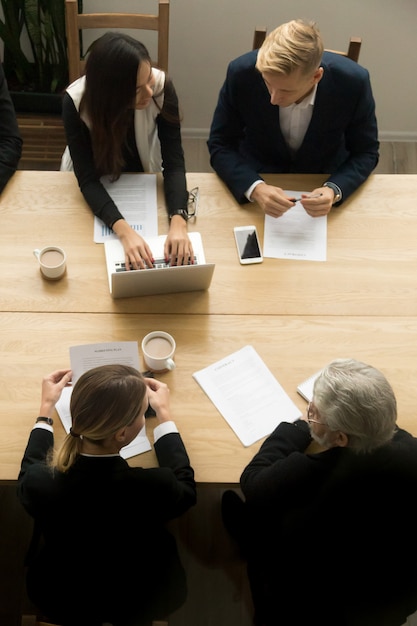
[252,26,267,50]
[252,27,362,63]
[65,0,170,84]
[326,36,361,63]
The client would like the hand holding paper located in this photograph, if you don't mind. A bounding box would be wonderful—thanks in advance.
[55,342,151,458]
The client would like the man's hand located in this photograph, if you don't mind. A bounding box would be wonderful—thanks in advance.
[251,183,295,217]
[298,186,335,217]
[252,183,336,218]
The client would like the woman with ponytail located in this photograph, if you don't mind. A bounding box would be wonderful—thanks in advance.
[18,365,196,626]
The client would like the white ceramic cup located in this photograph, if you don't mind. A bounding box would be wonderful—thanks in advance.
[33,246,66,280]
[141,331,176,372]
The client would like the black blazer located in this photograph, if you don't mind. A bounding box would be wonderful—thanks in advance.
[61,77,188,228]
[208,50,379,204]
[0,63,22,193]
[18,427,196,624]
[239,421,417,626]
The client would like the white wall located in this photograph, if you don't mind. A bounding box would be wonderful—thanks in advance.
[88,0,417,140]
[7,0,417,140]
[168,0,417,141]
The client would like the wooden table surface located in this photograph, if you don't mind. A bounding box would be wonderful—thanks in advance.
[2,312,417,483]
[2,171,417,316]
[1,171,417,483]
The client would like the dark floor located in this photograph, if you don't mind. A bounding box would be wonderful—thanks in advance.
[1,483,254,626]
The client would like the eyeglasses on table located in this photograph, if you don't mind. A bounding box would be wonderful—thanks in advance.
[186,187,199,220]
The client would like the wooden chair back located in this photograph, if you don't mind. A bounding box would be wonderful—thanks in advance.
[326,36,362,63]
[252,26,267,50]
[252,27,362,63]
[65,0,170,84]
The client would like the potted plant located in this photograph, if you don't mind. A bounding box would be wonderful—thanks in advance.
[0,0,82,113]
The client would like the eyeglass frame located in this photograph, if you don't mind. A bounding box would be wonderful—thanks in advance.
[186,187,199,220]
[306,401,327,426]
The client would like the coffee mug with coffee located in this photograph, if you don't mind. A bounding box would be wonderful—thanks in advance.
[33,246,67,280]
[141,331,176,372]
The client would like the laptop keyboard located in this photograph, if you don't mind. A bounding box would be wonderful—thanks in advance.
[115,256,198,272]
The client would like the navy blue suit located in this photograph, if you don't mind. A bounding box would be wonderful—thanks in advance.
[208,50,379,204]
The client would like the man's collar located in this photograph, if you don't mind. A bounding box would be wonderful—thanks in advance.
[296,82,319,108]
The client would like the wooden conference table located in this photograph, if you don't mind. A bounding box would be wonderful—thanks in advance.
[1,171,417,483]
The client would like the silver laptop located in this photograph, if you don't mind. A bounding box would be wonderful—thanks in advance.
[104,232,215,298]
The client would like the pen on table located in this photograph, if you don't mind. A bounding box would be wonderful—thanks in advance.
[292,193,323,202]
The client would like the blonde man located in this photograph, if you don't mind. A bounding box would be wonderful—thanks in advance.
[208,19,379,218]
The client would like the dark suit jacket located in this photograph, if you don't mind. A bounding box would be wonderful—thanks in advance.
[238,421,417,626]
[208,50,379,204]
[0,63,22,193]
[17,427,196,625]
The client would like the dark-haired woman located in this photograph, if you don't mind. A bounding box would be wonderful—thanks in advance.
[61,31,193,269]
[18,365,196,625]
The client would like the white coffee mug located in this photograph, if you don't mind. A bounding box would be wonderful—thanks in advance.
[141,331,176,372]
[33,246,67,280]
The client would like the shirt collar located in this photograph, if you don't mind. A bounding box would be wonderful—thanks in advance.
[296,82,318,109]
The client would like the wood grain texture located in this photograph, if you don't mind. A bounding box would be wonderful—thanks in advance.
[2,312,417,483]
[2,171,417,316]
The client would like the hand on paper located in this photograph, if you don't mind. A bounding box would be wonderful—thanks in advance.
[39,369,73,418]
[144,377,172,424]
[252,183,335,219]
[251,182,296,218]
[298,186,334,217]
[112,219,154,269]
[165,217,195,266]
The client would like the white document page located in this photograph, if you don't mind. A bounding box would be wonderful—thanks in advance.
[94,173,158,243]
[263,190,327,261]
[55,341,151,458]
[297,370,323,402]
[69,341,141,384]
[193,345,301,447]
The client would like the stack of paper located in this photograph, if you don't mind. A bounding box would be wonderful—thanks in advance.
[296,370,322,402]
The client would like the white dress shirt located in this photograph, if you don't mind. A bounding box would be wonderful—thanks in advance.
[279,83,317,156]
[246,83,318,201]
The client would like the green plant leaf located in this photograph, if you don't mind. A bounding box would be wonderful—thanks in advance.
[0,0,74,93]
